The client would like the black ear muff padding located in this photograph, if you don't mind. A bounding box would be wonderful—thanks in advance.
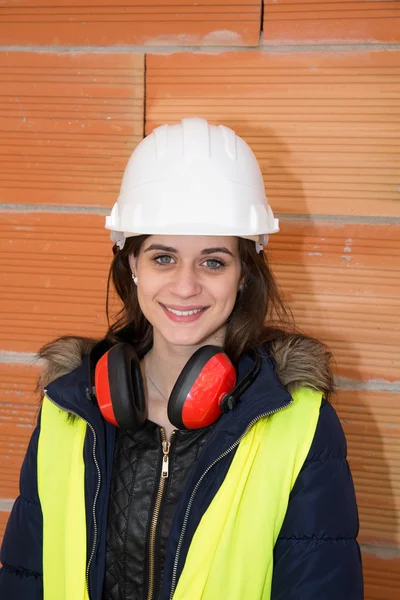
[107,343,146,431]
[168,345,223,429]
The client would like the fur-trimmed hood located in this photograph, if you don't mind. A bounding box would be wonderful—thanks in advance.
[36,333,335,399]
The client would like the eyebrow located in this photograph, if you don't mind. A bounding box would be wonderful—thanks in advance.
[143,244,234,257]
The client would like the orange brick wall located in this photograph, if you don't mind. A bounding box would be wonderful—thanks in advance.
[0,2,399,597]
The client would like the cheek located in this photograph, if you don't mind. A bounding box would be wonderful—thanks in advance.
[136,277,160,312]
[136,290,161,330]
[213,276,240,308]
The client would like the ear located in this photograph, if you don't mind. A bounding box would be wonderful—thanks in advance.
[128,254,137,274]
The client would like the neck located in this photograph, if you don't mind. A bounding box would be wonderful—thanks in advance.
[146,328,226,396]
[145,339,198,397]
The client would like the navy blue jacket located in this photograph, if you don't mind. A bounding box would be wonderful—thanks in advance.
[0,350,363,599]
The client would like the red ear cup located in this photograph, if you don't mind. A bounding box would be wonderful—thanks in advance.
[95,343,146,430]
[168,346,236,430]
[95,349,117,426]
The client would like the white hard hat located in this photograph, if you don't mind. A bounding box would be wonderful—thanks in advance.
[105,118,279,253]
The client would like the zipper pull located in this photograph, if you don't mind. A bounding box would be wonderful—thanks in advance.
[162,440,171,479]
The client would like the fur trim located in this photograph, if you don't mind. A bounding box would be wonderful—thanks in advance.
[37,332,335,399]
[269,334,335,398]
[37,336,97,395]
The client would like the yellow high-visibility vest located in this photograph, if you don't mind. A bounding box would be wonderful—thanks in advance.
[38,397,89,600]
[37,388,321,600]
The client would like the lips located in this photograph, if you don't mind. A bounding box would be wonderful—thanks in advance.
[163,303,207,310]
[160,303,209,323]
[164,306,206,316]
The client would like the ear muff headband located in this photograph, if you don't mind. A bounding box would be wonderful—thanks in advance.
[222,348,261,410]
[168,346,237,429]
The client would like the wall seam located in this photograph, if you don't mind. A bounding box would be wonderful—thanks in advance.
[1,352,399,393]
[143,53,147,136]
[360,543,400,560]
[259,0,265,42]
[1,44,399,54]
[2,205,400,226]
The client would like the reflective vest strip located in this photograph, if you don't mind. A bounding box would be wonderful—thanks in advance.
[37,396,89,600]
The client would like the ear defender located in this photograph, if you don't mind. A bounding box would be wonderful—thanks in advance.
[94,343,260,431]
[167,346,237,429]
[95,343,146,430]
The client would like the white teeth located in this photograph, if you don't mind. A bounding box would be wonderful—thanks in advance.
[165,306,204,316]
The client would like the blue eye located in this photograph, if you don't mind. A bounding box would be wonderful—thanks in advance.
[204,259,225,269]
[153,254,174,265]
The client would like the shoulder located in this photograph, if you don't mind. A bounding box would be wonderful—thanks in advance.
[264,331,343,458]
[36,335,99,392]
[36,325,138,391]
[307,398,347,461]
[265,331,335,400]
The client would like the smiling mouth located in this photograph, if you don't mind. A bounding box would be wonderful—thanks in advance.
[160,303,209,317]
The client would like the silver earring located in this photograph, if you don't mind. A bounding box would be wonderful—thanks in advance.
[239,283,245,292]
[132,274,138,285]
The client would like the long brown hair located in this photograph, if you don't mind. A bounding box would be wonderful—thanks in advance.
[36,237,334,401]
[106,235,295,365]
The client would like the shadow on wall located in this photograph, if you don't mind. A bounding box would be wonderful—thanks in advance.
[240,121,398,595]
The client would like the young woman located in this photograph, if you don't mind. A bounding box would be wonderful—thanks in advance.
[0,118,363,600]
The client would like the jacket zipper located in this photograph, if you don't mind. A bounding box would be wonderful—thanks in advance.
[44,391,101,600]
[147,428,175,600]
[168,399,293,600]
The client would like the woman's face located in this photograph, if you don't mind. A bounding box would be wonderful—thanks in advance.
[130,235,242,349]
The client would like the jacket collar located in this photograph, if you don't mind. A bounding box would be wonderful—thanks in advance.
[193,348,293,469]
[44,355,101,425]
[235,347,293,420]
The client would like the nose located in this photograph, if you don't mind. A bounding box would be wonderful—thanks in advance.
[169,265,202,298]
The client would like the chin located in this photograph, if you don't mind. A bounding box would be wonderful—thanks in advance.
[163,331,206,348]
[161,323,225,349]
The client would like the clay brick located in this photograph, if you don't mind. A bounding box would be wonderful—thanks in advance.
[0,0,261,46]
[0,52,144,206]
[0,512,11,546]
[362,553,400,600]
[263,1,400,45]
[0,211,119,353]
[0,363,40,499]
[146,51,400,217]
[335,390,400,548]
[267,220,400,382]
